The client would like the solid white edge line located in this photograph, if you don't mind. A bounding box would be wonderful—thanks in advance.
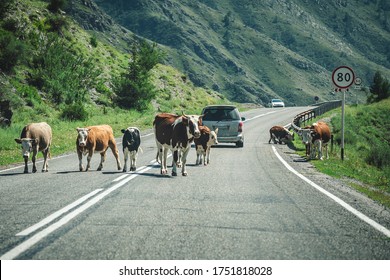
[1,164,156,260]
[16,188,104,237]
[271,145,390,238]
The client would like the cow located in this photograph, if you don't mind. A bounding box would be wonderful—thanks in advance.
[76,125,121,171]
[153,113,201,176]
[14,122,52,173]
[121,127,141,172]
[268,125,294,144]
[300,121,331,160]
[194,126,218,165]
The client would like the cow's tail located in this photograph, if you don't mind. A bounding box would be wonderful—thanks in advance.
[138,147,143,154]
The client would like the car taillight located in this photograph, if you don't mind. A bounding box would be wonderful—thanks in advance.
[238,121,243,132]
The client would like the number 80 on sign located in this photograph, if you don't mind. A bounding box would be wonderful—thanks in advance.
[332,66,355,89]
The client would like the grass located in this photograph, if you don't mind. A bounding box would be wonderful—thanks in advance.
[291,99,390,208]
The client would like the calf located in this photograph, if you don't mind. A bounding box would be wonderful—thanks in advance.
[76,125,121,171]
[268,125,294,144]
[15,122,52,173]
[194,126,218,165]
[154,113,201,176]
[121,127,141,172]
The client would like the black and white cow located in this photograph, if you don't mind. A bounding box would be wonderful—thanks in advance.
[121,127,141,172]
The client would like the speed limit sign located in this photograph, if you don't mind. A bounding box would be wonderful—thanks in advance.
[332,66,355,89]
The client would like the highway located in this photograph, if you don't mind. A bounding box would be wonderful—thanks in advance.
[1,107,389,259]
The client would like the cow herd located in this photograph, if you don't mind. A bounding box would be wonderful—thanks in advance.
[13,113,331,175]
[269,121,332,161]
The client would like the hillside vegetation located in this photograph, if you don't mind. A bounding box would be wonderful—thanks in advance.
[94,0,390,105]
[0,0,229,166]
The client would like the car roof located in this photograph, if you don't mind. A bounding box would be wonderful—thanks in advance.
[272,99,282,102]
[202,105,237,109]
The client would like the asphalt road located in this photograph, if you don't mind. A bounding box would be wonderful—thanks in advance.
[1,107,389,260]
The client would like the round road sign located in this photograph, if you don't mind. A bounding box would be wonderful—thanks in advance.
[332,66,355,89]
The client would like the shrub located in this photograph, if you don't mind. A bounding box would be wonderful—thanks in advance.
[60,102,88,121]
[0,29,26,73]
[366,142,390,169]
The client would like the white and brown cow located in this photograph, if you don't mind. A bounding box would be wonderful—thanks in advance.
[153,113,201,176]
[76,125,121,171]
[300,121,331,160]
[268,125,294,144]
[121,127,141,172]
[15,122,52,173]
[194,126,218,165]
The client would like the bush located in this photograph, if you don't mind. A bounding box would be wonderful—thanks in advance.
[0,29,26,73]
[47,0,69,13]
[366,142,390,169]
[60,103,88,121]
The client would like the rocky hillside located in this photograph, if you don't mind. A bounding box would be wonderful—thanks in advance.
[93,0,390,106]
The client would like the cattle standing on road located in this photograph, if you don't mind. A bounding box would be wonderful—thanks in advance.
[15,122,52,173]
[121,127,141,172]
[76,125,121,171]
[299,122,331,160]
[153,113,201,176]
[268,125,294,144]
[194,126,218,165]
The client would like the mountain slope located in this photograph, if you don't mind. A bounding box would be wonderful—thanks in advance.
[94,0,390,106]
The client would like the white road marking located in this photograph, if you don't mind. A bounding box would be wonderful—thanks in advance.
[272,145,390,238]
[16,189,104,236]
[1,162,158,260]
[244,109,285,122]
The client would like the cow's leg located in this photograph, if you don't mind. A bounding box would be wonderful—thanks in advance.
[23,156,29,173]
[205,147,211,165]
[172,149,178,176]
[41,149,49,172]
[32,150,38,173]
[123,148,129,172]
[130,150,137,171]
[110,142,122,171]
[317,140,323,160]
[324,143,329,159]
[161,147,168,175]
[86,151,93,171]
[180,147,190,176]
[195,147,201,165]
[98,150,107,171]
[77,149,84,171]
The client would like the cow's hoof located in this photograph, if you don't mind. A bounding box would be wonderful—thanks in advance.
[182,172,188,176]
[122,169,127,172]
[172,171,177,176]
[42,170,48,173]
[97,167,102,171]
[24,170,29,174]
[32,169,37,173]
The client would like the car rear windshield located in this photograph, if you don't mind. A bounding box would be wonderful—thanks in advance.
[202,107,240,121]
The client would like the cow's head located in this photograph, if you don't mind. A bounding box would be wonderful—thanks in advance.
[210,128,219,145]
[184,114,201,139]
[300,129,313,145]
[15,138,37,158]
[121,127,139,146]
[76,128,90,147]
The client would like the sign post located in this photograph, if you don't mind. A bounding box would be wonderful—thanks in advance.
[331,66,355,161]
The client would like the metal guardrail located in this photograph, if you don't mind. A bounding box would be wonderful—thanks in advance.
[291,100,342,131]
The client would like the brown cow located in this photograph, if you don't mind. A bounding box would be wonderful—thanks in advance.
[300,121,331,160]
[194,126,218,165]
[76,125,121,171]
[15,122,52,173]
[154,113,201,176]
[268,125,294,144]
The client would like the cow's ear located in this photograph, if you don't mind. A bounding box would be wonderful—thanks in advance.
[76,128,81,132]
[121,129,126,134]
[31,138,38,144]
[15,138,22,144]
[214,128,219,134]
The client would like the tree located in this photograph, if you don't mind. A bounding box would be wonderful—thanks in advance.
[114,39,165,110]
[368,71,390,103]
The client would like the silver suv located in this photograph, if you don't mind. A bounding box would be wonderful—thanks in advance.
[201,105,245,147]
